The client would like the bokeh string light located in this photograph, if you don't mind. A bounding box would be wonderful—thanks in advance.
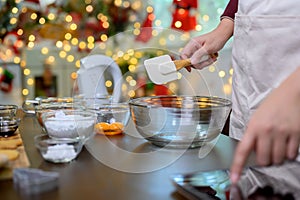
[0,0,232,99]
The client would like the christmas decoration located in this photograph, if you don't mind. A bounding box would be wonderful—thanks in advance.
[0,67,14,93]
[171,0,198,31]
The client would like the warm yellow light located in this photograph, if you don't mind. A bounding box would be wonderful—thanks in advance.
[223,84,232,95]
[39,17,46,24]
[75,60,80,68]
[229,68,234,75]
[27,42,34,48]
[195,25,202,31]
[180,33,190,41]
[71,38,78,45]
[65,15,72,22]
[152,30,158,36]
[30,13,37,20]
[126,76,133,82]
[100,34,108,41]
[105,80,112,87]
[24,69,31,75]
[146,6,153,13]
[56,41,63,48]
[123,54,130,60]
[63,44,71,52]
[70,72,77,80]
[122,84,128,91]
[12,7,19,14]
[209,65,215,72]
[177,72,182,80]
[67,55,75,62]
[59,51,67,58]
[169,82,177,91]
[17,29,23,36]
[48,56,55,63]
[0,68,3,74]
[228,76,232,84]
[128,90,135,98]
[70,23,77,30]
[87,43,94,49]
[218,70,226,78]
[87,36,94,43]
[128,64,136,72]
[22,89,29,96]
[13,57,21,64]
[100,15,108,22]
[99,42,106,49]
[27,78,34,86]
[134,51,143,58]
[129,57,138,65]
[155,20,161,26]
[86,5,93,13]
[175,21,182,28]
[131,1,141,10]
[20,60,26,68]
[134,22,141,28]
[85,0,92,4]
[48,13,56,20]
[123,1,130,8]
[79,41,86,49]
[114,0,122,7]
[133,29,140,35]
[127,49,134,56]
[10,17,17,25]
[65,33,72,40]
[28,35,35,42]
[117,51,124,57]
[159,38,166,45]
[106,50,112,56]
[129,80,137,86]
[102,22,109,28]
[41,47,49,54]
[203,15,210,22]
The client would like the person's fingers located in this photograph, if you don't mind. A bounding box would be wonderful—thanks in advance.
[230,132,256,184]
[190,47,209,65]
[272,133,288,164]
[192,58,215,70]
[256,132,272,166]
[185,66,192,72]
[286,134,300,160]
[181,40,202,59]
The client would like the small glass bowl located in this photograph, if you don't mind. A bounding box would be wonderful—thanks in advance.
[34,134,83,163]
[89,102,130,135]
[0,104,18,118]
[41,110,97,142]
[0,117,20,137]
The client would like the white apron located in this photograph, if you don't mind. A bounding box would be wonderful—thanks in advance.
[230,0,300,140]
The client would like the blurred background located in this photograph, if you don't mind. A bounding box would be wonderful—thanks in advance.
[0,0,231,106]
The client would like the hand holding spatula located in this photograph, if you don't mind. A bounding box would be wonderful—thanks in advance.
[144,53,218,84]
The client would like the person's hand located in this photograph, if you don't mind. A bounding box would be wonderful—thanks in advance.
[230,67,300,184]
[181,18,234,71]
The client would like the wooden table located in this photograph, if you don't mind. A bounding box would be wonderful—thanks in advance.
[0,112,255,200]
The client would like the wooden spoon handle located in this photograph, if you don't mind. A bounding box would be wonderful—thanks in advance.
[173,59,191,71]
[174,53,219,71]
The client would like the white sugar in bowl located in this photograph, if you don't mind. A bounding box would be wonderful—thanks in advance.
[41,110,97,142]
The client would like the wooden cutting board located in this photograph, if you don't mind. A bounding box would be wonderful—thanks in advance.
[0,130,30,180]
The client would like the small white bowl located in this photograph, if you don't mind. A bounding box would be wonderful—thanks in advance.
[34,134,83,163]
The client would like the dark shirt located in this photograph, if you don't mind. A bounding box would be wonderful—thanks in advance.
[221,0,238,20]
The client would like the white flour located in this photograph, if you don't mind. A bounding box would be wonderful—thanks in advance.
[43,144,77,161]
[44,111,95,139]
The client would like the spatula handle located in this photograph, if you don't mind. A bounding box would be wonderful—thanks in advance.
[173,59,191,71]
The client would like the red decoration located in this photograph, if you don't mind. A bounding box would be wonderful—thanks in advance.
[171,0,198,31]
[135,12,155,43]
[0,68,14,93]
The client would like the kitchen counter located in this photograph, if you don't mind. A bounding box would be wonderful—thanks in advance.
[0,112,255,200]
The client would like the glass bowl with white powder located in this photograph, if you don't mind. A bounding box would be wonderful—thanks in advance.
[41,110,97,142]
[34,134,83,163]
